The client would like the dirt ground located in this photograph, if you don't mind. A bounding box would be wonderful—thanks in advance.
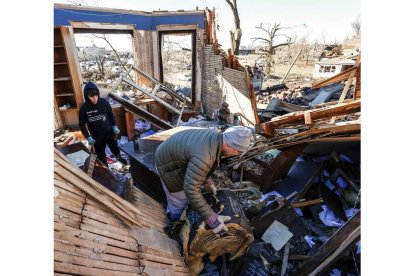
[237,54,316,89]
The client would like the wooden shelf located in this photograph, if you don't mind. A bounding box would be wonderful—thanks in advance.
[54,77,71,81]
[58,107,77,111]
[56,93,75,97]
[54,26,83,129]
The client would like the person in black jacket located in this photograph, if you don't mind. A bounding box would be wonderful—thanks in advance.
[79,81,127,167]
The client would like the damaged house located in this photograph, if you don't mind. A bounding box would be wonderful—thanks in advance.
[54,3,360,276]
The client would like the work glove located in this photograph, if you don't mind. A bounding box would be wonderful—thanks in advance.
[203,177,217,195]
[113,126,120,134]
[87,136,96,145]
[206,213,231,237]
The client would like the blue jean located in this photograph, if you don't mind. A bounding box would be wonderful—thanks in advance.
[160,180,189,221]
[156,166,189,221]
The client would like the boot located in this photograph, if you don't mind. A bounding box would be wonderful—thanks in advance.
[115,154,128,166]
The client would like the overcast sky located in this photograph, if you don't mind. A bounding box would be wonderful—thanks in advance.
[55,0,360,50]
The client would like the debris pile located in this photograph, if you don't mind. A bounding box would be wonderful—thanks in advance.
[54,149,189,275]
[189,148,361,275]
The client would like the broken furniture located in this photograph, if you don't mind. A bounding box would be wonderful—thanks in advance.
[111,66,195,126]
[119,126,206,204]
[119,138,167,204]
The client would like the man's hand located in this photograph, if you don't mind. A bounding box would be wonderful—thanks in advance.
[113,126,120,134]
[206,213,231,237]
[203,177,217,195]
[87,136,96,145]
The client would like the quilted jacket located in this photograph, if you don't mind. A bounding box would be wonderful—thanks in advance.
[155,128,222,220]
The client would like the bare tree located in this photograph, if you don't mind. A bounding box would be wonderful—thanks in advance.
[352,14,361,35]
[251,23,298,75]
[225,0,242,55]
[92,52,106,79]
[91,34,130,73]
[298,34,311,66]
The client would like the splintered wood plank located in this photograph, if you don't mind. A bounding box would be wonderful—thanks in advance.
[82,209,129,230]
[55,251,139,273]
[55,197,84,215]
[54,231,138,259]
[81,217,130,239]
[140,259,188,273]
[54,223,138,253]
[139,245,184,262]
[291,198,324,208]
[133,201,166,220]
[54,194,84,212]
[136,213,166,230]
[54,173,66,182]
[54,261,139,276]
[83,201,119,219]
[55,178,85,197]
[55,149,140,215]
[80,223,137,245]
[304,111,312,125]
[260,99,360,131]
[133,188,165,210]
[138,252,185,267]
[135,205,165,221]
[330,68,357,124]
[54,210,81,229]
[55,242,139,267]
[55,187,86,206]
[54,163,139,227]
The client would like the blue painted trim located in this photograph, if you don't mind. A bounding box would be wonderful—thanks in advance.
[54,8,204,30]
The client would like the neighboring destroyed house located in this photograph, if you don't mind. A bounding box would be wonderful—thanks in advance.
[313,35,360,79]
[313,57,356,79]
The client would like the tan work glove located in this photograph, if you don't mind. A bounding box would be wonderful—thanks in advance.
[203,177,217,195]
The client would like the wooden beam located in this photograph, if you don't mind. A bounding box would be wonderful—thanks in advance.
[329,70,356,124]
[259,99,360,132]
[312,66,357,89]
[291,198,323,208]
[156,24,198,31]
[304,111,312,125]
[71,21,135,31]
[244,68,260,125]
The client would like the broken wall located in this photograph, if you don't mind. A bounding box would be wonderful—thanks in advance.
[201,45,257,127]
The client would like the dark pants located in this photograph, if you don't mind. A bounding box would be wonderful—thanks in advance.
[93,131,120,166]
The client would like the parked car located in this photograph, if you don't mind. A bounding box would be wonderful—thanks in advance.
[179,74,191,81]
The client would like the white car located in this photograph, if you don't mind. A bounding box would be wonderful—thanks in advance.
[179,74,191,81]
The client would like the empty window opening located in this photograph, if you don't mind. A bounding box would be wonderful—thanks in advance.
[73,32,135,96]
[159,31,195,102]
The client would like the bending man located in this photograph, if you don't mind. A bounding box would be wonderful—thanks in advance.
[155,126,253,235]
